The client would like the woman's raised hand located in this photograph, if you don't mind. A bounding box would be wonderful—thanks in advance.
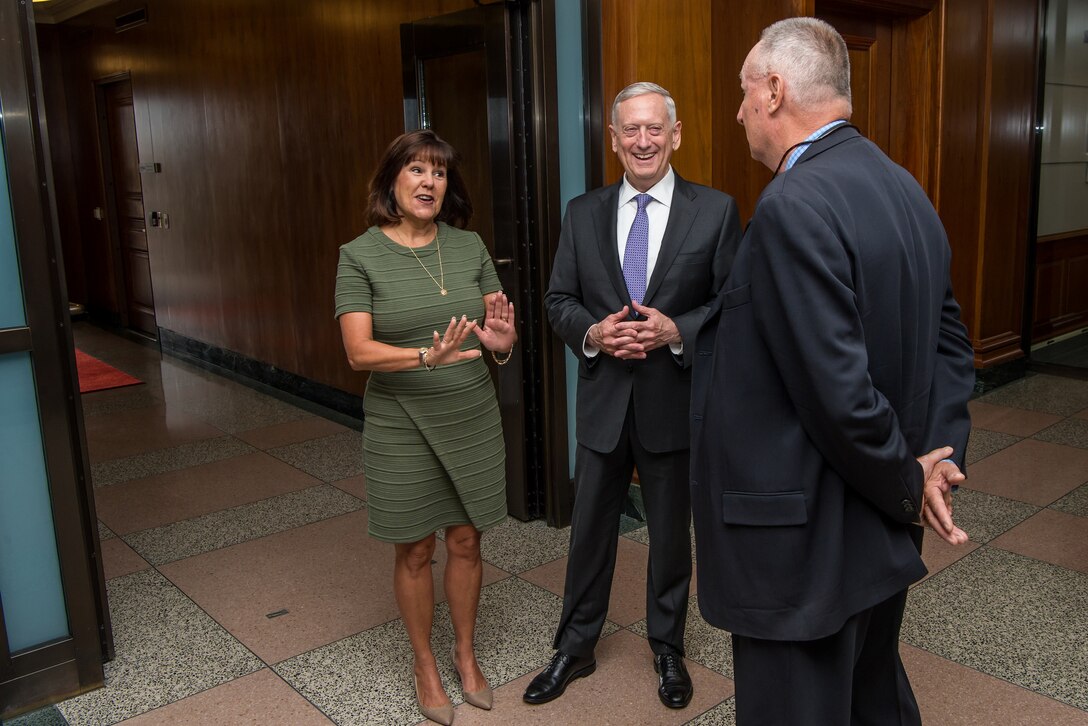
[429,315,481,366]
[473,292,517,352]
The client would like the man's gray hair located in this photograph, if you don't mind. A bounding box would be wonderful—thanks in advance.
[611,82,677,126]
[752,17,852,111]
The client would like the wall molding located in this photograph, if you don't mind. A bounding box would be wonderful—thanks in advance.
[158,328,364,427]
[1033,229,1088,342]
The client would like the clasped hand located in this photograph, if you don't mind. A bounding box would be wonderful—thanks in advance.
[590,301,680,360]
[916,446,969,545]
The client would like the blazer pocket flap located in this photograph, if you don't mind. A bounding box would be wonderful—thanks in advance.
[674,250,712,265]
[721,490,807,526]
[719,283,751,310]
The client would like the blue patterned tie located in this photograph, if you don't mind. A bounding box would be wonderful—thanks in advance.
[623,193,651,309]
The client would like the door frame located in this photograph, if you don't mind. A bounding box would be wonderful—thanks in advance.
[0,0,111,716]
[530,0,577,526]
[400,1,570,523]
[93,71,153,336]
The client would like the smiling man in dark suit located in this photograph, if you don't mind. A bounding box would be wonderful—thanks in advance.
[525,82,740,709]
[690,18,974,725]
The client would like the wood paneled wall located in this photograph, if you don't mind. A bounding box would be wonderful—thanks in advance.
[710,1,808,220]
[43,0,1044,395]
[936,0,1040,366]
[605,0,1041,368]
[1033,231,1088,340]
[600,0,714,186]
[41,0,476,394]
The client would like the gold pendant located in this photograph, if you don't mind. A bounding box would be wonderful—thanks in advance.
[441,288,448,296]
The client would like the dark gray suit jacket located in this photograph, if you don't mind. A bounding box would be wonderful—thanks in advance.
[690,128,974,641]
[546,173,740,454]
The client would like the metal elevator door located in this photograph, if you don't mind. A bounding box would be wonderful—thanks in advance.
[401,2,544,519]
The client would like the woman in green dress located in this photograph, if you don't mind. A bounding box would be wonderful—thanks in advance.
[335,130,516,725]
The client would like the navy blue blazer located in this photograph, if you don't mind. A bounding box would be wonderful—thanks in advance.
[690,128,974,641]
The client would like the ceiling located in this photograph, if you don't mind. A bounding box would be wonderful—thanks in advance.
[31,0,117,25]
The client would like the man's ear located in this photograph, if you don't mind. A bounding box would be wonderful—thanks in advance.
[767,73,784,114]
[608,124,618,153]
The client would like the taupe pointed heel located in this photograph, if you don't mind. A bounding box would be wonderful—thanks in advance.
[451,647,493,710]
[414,674,454,725]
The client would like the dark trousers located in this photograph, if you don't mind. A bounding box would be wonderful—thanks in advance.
[732,589,921,726]
[553,404,692,659]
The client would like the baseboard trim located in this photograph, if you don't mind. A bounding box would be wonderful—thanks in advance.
[158,328,364,428]
[973,357,1030,396]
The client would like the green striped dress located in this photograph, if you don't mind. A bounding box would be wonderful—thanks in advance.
[334,223,508,542]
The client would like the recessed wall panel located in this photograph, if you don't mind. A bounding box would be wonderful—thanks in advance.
[1038,163,1088,236]
[1046,0,1088,86]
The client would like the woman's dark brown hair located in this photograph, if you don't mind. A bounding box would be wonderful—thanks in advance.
[365,129,473,229]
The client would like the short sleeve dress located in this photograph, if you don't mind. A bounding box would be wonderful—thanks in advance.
[334,222,508,542]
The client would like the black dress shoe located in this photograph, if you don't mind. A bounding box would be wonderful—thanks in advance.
[523,650,597,704]
[654,653,693,709]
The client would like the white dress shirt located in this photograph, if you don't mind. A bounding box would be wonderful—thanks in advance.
[616,167,675,282]
[584,167,682,357]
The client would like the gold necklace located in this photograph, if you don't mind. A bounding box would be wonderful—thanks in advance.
[392,225,446,295]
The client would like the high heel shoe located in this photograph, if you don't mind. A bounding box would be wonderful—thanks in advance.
[451,647,493,710]
[414,674,454,725]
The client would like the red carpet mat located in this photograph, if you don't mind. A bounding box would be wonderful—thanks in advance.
[75,349,143,393]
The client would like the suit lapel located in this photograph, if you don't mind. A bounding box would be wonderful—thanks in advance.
[644,175,697,305]
[593,183,631,306]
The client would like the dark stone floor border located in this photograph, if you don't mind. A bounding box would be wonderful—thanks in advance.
[158,327,363,429]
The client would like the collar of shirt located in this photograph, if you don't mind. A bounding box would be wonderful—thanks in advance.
[615,166,676,293]
[785,119,849,172]
[617,166,675,210]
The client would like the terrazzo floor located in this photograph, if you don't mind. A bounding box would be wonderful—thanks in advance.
[5,323,1088,725]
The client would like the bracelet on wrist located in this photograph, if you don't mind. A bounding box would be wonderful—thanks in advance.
[419,347,437,371]
[491,343,514,366]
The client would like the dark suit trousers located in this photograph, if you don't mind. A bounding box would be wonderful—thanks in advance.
[731,588,921,726]
[553,400,692,659]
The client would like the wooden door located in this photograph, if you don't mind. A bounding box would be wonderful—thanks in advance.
[100,78,156,338]
[817,10,893,151]
[402,4,542,520]
[815,1,941,194]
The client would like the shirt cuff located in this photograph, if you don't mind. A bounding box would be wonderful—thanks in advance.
[669,341,683,356]
[583,327,601,357]
[939,458,960,491]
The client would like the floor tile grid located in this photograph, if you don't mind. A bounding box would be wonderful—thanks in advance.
[92,550,361,726]
[94,485,363,722]
[901,544,1088,712]
[637,396,1088,719]
[20,330,1088,724]
[89,419,541,720]
[78,495,373,722]
[517,395,1085,717]
[72,353,376,723]
[103,476,1088,722]
[112,448,1082,723]
[898,394,1088,714]
[86,389,369,563]
[58,326,673,723]
[97,416,603,721]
